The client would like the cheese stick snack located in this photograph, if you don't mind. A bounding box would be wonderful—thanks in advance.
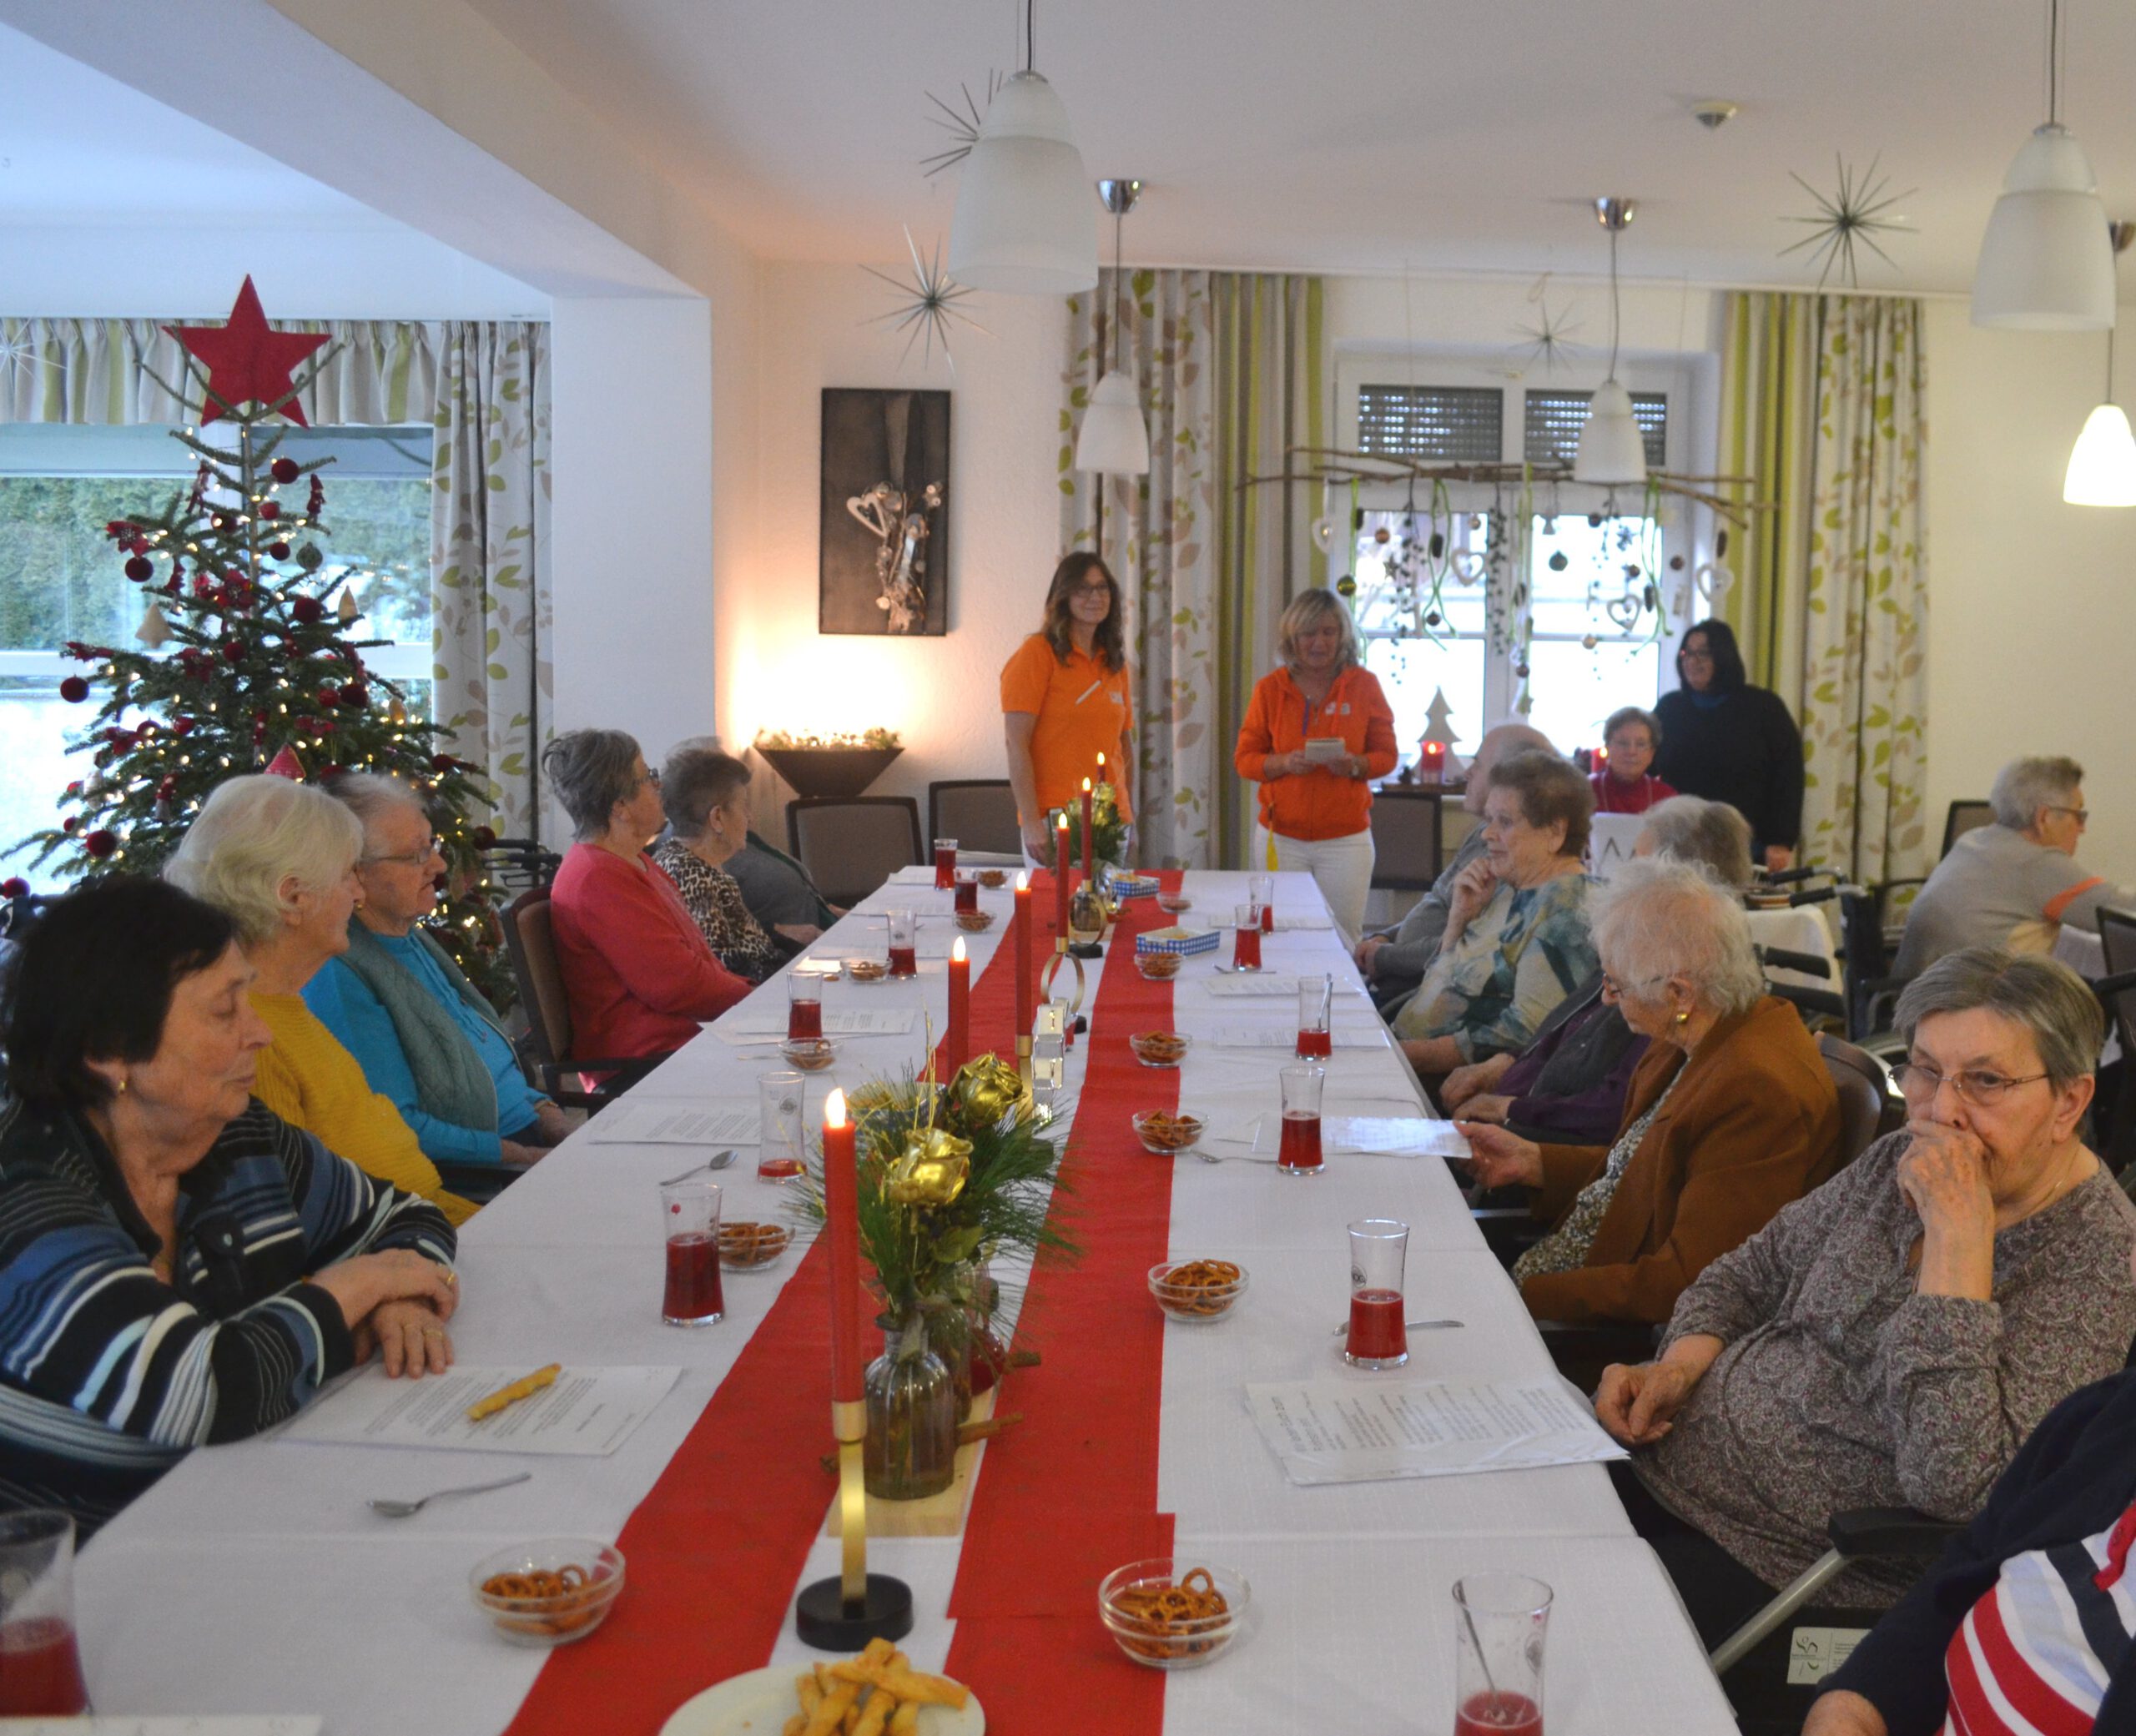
[466,1361,562,1422]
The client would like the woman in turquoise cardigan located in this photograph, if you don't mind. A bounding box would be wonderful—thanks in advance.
[304,774,567,1168]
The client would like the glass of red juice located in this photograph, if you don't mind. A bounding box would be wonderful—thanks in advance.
[658,1176,725,1325]
[1344,1217,1409,1368]
[1297,973,1333,1059]
[954,874,980,914]
[1277,1063,1324,1176]
[757,1069,807,1181]
[1250,872,1275,933]
[787,971,824,1042]
[0,1509,88,1716]
[933,837,958,890]
[1453,1574,1551,1736]
[887,908,919,978]
[1232,903,1263,971]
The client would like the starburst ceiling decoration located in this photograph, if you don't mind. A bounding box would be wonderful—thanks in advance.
[919,72,1004,179]
[861,229,990,369]
[1508,277,1583,375]
[0,324,56,403]
[1780,153,1916,289]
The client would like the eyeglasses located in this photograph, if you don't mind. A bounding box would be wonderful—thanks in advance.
[1892,1061,2051,1107]
[2046,805,2089,827]
[636,768,662,790]
[1679,647,1715,662]
[1599,968,1670,999]
[1071,582,1111,599]
[363,835,440,868]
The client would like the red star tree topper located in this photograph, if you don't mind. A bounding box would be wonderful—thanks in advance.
[164,276,330,427]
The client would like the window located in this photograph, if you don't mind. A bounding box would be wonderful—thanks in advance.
[0,424,433,878]
[1357,385,1504,463]
[1521,389,1668,469]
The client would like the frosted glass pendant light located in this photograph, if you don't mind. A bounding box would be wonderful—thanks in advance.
[2063,222,2136,505]
[1074,179,1150,475]
[1573,198,1647,488]
[947,4,1095,295]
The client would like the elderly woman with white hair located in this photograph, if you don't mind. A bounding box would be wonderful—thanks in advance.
[1594,947,2136,1648]
[1460,854,1841,1326]
[166,776,475,1225]
[301,773,567,1170]
[1893,753,2136,978]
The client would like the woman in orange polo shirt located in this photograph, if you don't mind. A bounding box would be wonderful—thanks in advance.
[1000,552,1134,863]
[1234,588,1398,939]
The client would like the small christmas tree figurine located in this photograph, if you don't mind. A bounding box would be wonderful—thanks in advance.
[1417,686,1462,784]
[9,277,512,1002]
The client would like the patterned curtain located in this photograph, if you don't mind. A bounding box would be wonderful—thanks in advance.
[1715,293,1816,700]
[431,323,552,841]
[1060,269,1219,868]
[1797,298,1931,883]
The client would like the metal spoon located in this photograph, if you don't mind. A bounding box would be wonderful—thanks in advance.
[661,1150,738,1186]
[1329,1318,1464,1335]
[367,1471,531,1518]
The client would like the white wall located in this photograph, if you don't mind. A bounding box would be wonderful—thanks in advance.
[719,263,1065,835]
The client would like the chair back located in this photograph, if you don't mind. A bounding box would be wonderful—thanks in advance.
[1818,1034,1902,1166]
[481,836,562,893]
[1942,799,1995,858]
[788,797,924,907]
[927,780,1021,857]
[501,888,575,1079]
[1368,787,1443,891]
[2093,908,2136,1170]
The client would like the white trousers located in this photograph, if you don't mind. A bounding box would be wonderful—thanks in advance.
[1254,825,1377,944]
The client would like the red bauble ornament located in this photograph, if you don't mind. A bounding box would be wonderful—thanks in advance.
[271,456,300,485]
[83,830,116,859]
[316,686,341,708]
[471,825,498,849]
[222,640,247,664]
[259,501,280,521]
[58,676,89,702]
[172,716,195,736]
[124,556,153,583]
[340,684,368,709]
[269,540,291,561]
[0,877,28,898]
[64,781,83,798]
[291,596,325,625]
[61,817,77,833]
[164,277,330,428]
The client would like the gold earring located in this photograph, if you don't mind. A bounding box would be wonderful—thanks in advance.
[114,1075,129,1094]
[1674,1009,1690,1025]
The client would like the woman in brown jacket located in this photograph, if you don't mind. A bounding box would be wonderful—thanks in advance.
[1459,856,1841,1325]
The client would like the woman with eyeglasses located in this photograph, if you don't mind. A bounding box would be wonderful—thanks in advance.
[1000,552,1135,867]
[542,729,751,1069]
[1589,948,2136,1648]
[1650,617,1804,873]
[301,773,567,1171]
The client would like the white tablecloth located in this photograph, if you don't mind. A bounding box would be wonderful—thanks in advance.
[76,868,1725,1734]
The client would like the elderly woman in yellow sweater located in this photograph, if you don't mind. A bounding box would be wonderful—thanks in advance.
[166,775,474,1227]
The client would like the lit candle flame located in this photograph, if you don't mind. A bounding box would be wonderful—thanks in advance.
[1082,776,1092,793]
[1015,870,1030,890]
[824,1087,848,1130]
[951,935,967,962]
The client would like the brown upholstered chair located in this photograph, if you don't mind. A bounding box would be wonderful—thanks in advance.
[786,797,923,907]
[498,887,672,1107]
[927,780,1021,858]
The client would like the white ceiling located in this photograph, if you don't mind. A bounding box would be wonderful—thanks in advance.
[448,0,2136,293]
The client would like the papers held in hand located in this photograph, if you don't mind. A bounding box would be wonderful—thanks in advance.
[1302,737,1350,766]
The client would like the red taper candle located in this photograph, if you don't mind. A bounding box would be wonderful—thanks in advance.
[821,1088,863,1402]
[946,935,970,1075]
[1015,870,1034,1038]
[1081,776,1095,882]
[1054,813,1071,939]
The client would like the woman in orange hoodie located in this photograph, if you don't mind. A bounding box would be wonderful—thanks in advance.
[1233,589,1398,939]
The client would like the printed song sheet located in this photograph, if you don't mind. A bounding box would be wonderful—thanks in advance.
[1246,1379,1626,1485]
[585,1100,759,1145]
[279,1365,680,1457]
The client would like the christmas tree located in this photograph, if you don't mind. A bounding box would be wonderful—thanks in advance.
[1,278,512,1003]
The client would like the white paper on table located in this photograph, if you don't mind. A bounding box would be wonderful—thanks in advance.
[717,1007,919,1039]
[277,1365,680,1457]
[0,1724,322,1736]
[804,939,958,962]
[1200,974,1362,999]
[1246,1379,1626,1485]
[584,1100,760,1145]
[1202,913,1336,932]
[1210,1026,1387,1051]
[1206,1115,1467,1160]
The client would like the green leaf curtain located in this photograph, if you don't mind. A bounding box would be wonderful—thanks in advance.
[1716,291,1930,885]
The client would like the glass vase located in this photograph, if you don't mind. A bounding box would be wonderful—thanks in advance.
[863,1318,958,1501]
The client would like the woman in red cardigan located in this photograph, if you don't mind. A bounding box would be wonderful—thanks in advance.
[1589,705,1677,815]
[542,729,751,1064]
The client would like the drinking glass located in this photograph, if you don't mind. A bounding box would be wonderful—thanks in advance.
[1232,903,1264,971]
[1250,871,1275,932]
[954,873,980,914]
[1453,1575,1552,1736]
[1344,1218,1409,1368]
[1277,1063,1324,1176]
[1297,973,1333,1059]
[0,1509,88,1715]
[934,837,959,890]
[658,1176,724,1325]
[757,1069,806,1181]
[887,908,919,978]
[787,971,824,1042]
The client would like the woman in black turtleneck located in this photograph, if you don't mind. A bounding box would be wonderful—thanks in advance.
[1650,619,1804,873]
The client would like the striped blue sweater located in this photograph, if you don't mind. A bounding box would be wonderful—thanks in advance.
[0,1096,456,1535]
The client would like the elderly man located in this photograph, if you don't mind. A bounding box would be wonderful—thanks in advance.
[1893,755,2136,979]
[1355,721,1556,1009]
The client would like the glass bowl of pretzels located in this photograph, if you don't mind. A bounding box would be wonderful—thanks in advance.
[1098,1557,1251,1669]
[1146,1258,1247,1323]
[470,1539,625,1646]
[1131,1110,1203,1155]
[1128,1031,1191,1069]
[718,1220,792,1271]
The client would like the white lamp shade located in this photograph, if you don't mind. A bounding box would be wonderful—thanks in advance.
[947,71,1096,295]
[2063,403,2136,506]
[1075,370,1150,474]
[1572,380,1647,486]
[1972,125,2116,330]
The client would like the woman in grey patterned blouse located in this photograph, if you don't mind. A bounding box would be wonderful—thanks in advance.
[1594,948,2136,1638]
[651,746,783,984]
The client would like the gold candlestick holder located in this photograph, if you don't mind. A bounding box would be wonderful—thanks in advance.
[795,1396,913,1648]
[1039,936,1087,1013]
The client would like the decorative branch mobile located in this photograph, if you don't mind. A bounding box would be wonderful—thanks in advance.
[1779,153,1915,289]
[860,227,990,370]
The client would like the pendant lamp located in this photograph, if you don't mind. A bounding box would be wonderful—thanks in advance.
[2063,222,2136,506]
[947,2,1095,294]
[1974,0,2114,329]
[1574,198,1647,488]
[1075,179,1150,475]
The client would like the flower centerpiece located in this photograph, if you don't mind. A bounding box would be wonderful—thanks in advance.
[798,1052,1076,1499]
[752,727,904,800]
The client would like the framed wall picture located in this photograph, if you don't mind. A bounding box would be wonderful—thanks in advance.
[819,387,951,636]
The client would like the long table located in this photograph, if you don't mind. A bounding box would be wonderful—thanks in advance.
[75,869,1736,1733]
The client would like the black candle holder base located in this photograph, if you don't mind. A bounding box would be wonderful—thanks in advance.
[795,1573,914,1651]
[1068,940,1105,960]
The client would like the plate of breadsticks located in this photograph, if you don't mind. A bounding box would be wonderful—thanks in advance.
[660,1639,983,1735]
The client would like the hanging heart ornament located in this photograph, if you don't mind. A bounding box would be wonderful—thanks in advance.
[1310,516,1337,553]
[1605,595,1641,631]
[1695,561,1736,601]
[1452,551,1487,586]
